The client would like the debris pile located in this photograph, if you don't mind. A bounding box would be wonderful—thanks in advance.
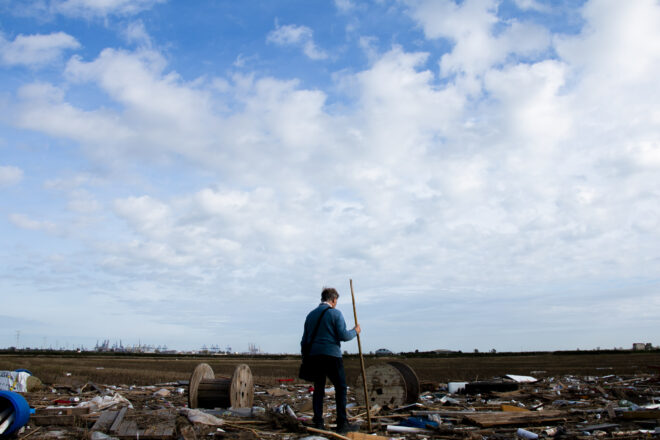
[3,367,660,439]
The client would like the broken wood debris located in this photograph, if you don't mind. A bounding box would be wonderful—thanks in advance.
[7,367,660,439]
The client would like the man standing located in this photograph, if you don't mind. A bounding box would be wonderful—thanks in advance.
[301,287,361,434]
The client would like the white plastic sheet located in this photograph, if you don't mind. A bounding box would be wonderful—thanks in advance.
[0,371,30,392]
[506,374,538,383]
[179,408,225,426]
[78,393,134,411]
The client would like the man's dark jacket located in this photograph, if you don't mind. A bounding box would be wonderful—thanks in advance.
[301,303,357,358]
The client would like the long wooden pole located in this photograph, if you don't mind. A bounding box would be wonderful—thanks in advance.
[306,426,351,440]
[350,279,372,432]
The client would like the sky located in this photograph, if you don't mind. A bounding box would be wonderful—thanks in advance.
[1,0,659,354]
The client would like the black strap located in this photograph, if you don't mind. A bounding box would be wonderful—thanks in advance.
[303,306,331,355]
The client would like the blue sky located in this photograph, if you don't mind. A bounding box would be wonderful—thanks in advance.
[1,0,659,354]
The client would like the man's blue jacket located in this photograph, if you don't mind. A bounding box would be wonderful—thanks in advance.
[301,303,357,358]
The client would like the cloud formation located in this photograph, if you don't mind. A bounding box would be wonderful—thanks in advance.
[8,213,56,232]
[0,32,80,67]
[1,0,659,352]
[0,165,23,187]
[267,22,328,60]
[406,0,551,79]
[51,0,166,17]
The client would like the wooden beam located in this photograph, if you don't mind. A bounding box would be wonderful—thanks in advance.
[619,410,660,420]
[463,410,564,427]
[35,407,90,416]
[91,410,118,432]
[109,407,128,434]
[306,426,351,440]
[30,415,89,426]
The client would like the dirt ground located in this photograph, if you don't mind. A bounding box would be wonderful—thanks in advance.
[2,351,659,386]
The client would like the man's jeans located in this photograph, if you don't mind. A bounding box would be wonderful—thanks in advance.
[311,355,348,427]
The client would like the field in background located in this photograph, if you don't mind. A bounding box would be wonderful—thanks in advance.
[2,351,659,387]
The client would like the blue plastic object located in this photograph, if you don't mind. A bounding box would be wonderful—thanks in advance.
[13,369,32,376]
[0,390,30,437]
[400,416,439,429]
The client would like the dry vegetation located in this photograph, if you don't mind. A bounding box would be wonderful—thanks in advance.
[2,351,659,387]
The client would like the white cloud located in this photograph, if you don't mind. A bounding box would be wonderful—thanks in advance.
[13,49,215,165]
[121,20,152,48]
[483,59,571,147]
[8,213,56,232]
[0,165,23,187]
[44,173,100,191]
[50,0,165,17]
[7,24,658,293]
[0,32,80,67]
[67,189,101,213]
[239,77,329,153]
[358,36,379,61]
[514,0,551,13]
[350,46,465,172]
[627,141,660,169]
[114,195,172,238]
[4,0,660,352]
[555,0,660,84]
[408,0,498,41]
[267,23,328,60]
[334,0,355,13]
[195,188,249,215]
[11,47,337,181]
[13,81,135,154]
[405,0,551,77]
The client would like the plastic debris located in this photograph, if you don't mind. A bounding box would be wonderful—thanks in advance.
[517,427,539,439]
[180,408,224,426]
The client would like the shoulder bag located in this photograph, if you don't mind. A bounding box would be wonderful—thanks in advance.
[298,306,331,381]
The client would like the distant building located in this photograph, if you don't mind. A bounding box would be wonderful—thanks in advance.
[632,342,651,350]
[433,349,454,354]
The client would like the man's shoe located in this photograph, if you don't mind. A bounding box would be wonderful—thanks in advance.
[336,422,359,434]
[313,421,325,430]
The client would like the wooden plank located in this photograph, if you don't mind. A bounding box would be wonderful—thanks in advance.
[109,407,128,434]
[606,403,616,419]
[347,432,390,440]
[619,410,660,420]
[30,415,82,426]
[463,410,565,427]
[306,426,350,440]
[115,420,138,437]
[83,381,104,393]
[157,424,175,436]
[36,407,90,416]
[581,423,619,432]
[595,385,608,397]
[501,404,530,412]
[179,425,196,440]
[91,410,118,432]
[413,410,498,417]
[142,423,175,439]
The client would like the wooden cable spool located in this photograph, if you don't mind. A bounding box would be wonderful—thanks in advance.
[355,361,420,408]
[188,363,254,409]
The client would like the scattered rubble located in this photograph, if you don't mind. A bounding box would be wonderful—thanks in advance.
[4,367,660,439]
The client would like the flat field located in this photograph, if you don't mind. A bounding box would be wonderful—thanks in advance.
[2,351,659,386]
